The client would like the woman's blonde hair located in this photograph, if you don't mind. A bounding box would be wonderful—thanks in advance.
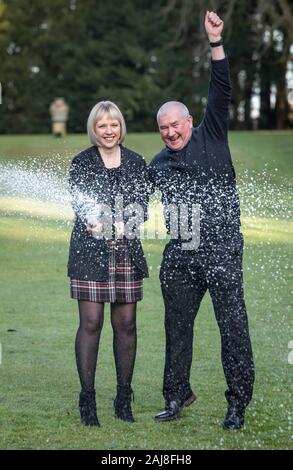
[87,100,126,145]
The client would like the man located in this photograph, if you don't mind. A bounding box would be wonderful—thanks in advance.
[148,11,254,430]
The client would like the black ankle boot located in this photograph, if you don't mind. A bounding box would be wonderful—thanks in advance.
[114,385,135,422]
[79,390,100,427]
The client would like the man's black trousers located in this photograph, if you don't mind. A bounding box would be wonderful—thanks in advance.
[159,236,254,411]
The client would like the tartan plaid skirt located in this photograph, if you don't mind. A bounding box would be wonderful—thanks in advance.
[70,240,143,303]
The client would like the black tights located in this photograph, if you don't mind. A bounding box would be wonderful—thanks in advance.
[75,300,137,392]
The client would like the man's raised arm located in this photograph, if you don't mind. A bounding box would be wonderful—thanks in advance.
[205,11,225,60]
[201,11,231,141]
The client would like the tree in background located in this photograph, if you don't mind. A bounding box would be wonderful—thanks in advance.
[0,0,292,133]
[257,0,293,129]
[0,0,166,133]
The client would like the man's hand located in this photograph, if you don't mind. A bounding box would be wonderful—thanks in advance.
[205,10,224,42]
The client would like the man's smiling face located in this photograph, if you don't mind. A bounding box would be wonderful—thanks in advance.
[158,105,193,151]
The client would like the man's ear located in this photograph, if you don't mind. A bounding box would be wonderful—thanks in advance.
[188,115,193,127]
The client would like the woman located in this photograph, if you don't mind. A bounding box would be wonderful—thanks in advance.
[68,101,149,427]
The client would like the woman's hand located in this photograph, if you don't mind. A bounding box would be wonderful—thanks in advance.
[86,218,104,238]
[86,222,103,238]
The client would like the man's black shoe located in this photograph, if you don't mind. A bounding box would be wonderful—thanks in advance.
[222,406,245,430]
[154,393,196,422]
[154,400,182,422]
[155,392,196,421]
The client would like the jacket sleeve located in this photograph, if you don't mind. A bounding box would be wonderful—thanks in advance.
[69,156,99,223]
[123,158,149,226]
[118,157,149,242]
[201,57,232,141]
[146,160,159,196]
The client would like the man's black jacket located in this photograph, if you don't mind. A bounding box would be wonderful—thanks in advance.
[148,57,241,249]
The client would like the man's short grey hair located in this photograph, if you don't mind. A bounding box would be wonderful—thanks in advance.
[87,100,126,145]
[157,101,190,122]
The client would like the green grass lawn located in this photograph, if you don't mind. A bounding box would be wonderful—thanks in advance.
[0,132,292,450]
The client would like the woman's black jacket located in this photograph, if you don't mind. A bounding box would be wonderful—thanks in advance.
[67,145,149,281]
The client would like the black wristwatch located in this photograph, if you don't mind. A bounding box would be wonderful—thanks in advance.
[209,38,223,47]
